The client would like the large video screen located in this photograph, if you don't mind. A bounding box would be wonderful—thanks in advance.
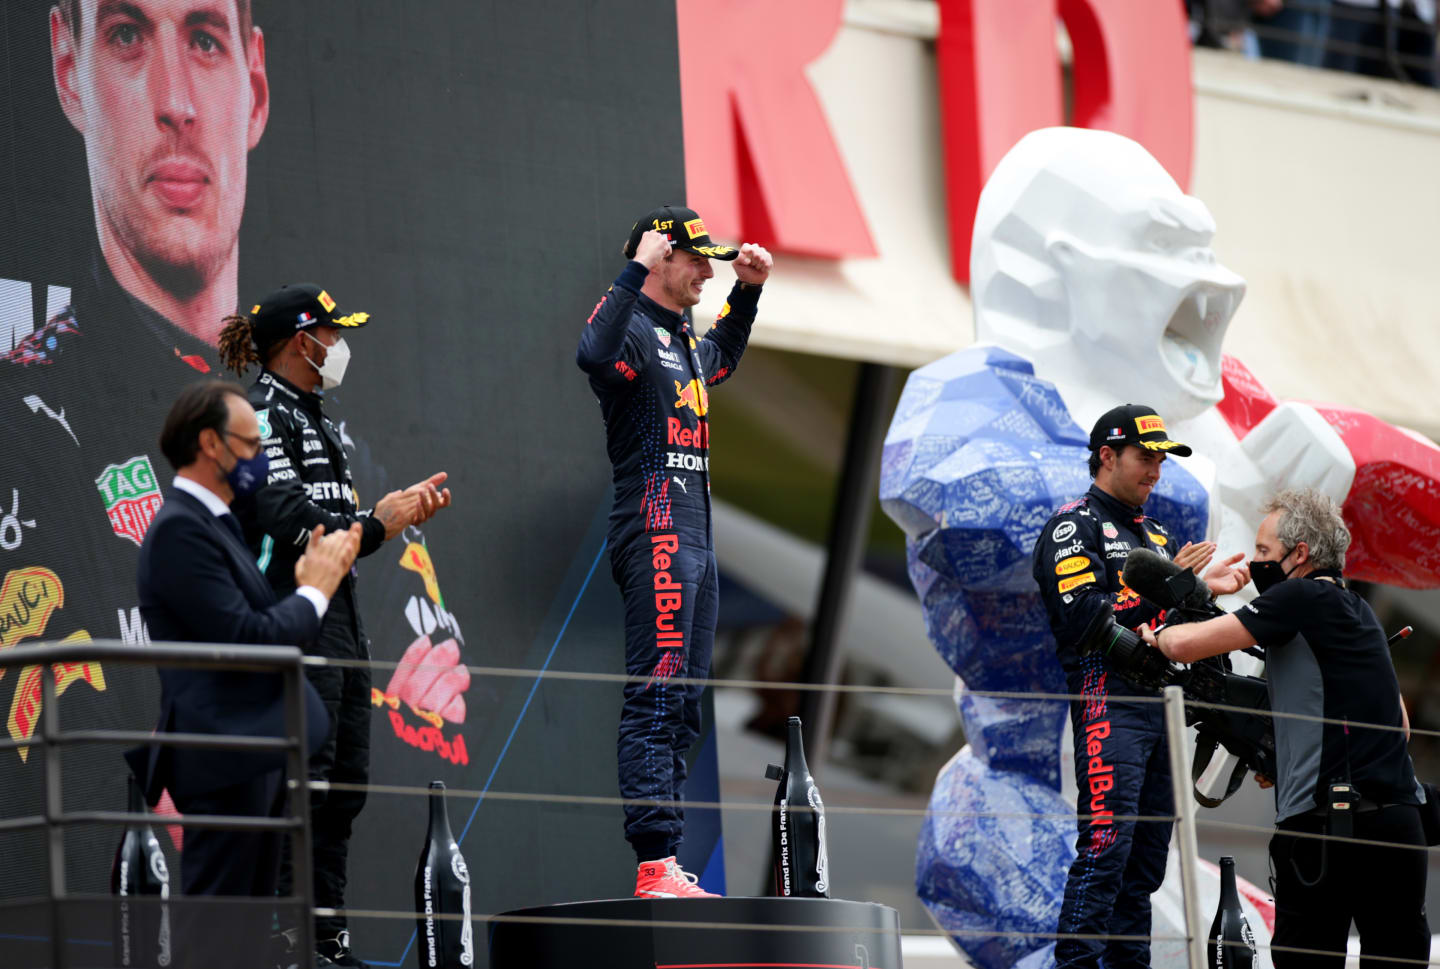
[0,1,723,965]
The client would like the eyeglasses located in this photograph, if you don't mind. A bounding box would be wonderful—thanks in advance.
[223,428,263,458]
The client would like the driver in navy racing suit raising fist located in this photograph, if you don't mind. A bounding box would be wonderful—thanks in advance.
[576,205,771,899]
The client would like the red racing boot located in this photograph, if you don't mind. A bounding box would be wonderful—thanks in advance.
[633,857,721,898]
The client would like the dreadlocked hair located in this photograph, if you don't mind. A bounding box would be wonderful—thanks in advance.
[217,314,260,376]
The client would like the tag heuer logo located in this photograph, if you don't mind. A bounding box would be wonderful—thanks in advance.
[653,326,671,348]
[1102,522,1119,539]
[95,455,163,547]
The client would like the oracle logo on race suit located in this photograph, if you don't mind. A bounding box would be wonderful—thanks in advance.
[676,0,1191,280]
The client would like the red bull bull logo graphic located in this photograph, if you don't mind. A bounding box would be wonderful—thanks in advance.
[1114,584,1142,612]
[673,379,708,417]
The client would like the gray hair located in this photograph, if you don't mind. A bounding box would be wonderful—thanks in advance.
[1262,488,1351,571]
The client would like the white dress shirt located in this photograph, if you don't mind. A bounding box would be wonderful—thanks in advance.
[172,476,328,619]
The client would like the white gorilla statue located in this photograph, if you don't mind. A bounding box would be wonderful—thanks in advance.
[972,126,1355,546]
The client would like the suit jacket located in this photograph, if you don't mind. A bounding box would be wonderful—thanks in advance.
[127,488,329,803]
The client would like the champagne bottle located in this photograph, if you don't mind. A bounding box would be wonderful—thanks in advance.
[763,716,831,898]
[413,781,474,968]
[1207,856,1255,969]
[110,773,171,968]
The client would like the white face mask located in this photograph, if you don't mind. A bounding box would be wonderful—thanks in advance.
[304,331,351,390]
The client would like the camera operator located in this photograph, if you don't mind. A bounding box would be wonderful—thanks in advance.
[1145,488,1428,969]
[1033,405,1247,969]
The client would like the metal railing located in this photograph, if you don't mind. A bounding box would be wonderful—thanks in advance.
[8,642,1438,967]
[0,640,315,969]
[1194,0,1439,85]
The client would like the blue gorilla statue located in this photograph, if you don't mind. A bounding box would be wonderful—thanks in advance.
[880,346,1207,969]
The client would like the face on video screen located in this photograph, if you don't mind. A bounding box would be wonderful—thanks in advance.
[51,0,267,296]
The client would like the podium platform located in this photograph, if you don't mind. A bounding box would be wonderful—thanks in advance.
[488,896,903,969]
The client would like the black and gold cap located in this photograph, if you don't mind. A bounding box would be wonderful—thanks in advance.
[623,204,738,261]
[249,283,369,348]
[1089,404,1192,457]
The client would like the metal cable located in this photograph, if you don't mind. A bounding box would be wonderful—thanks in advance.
[314,779,1180,825]
[309,652,1440,739]
[314,907,1440,964]
[319,905,1183,943]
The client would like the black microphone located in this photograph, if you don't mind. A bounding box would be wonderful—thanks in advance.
[1122,548,1220,618]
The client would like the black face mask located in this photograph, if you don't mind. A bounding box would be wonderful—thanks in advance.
[1251,547,1297,594]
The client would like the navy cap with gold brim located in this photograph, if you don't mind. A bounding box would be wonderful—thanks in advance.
[1089,404,1193,457]
[623,204,739,261]
[249,283,369,349]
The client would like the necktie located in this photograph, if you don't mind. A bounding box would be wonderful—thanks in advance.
[219,512,246,546]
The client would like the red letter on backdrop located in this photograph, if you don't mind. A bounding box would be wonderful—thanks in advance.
[936,0,1193,282]
[675,0,876,259]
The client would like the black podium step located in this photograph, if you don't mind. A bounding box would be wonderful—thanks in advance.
[488,896,903,969]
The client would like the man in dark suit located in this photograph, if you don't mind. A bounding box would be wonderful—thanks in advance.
[128,380,360,953]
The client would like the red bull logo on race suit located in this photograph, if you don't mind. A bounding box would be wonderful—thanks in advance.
[673,379,708,417]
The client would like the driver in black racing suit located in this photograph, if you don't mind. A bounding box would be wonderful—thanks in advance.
[219,283,451,968]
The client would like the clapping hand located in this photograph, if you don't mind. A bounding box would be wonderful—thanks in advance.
[405,472,452,525]
[1204,553,1251,597]
[294,523,363,598]
[1172,540,1216,575]
[373,490,421,540]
